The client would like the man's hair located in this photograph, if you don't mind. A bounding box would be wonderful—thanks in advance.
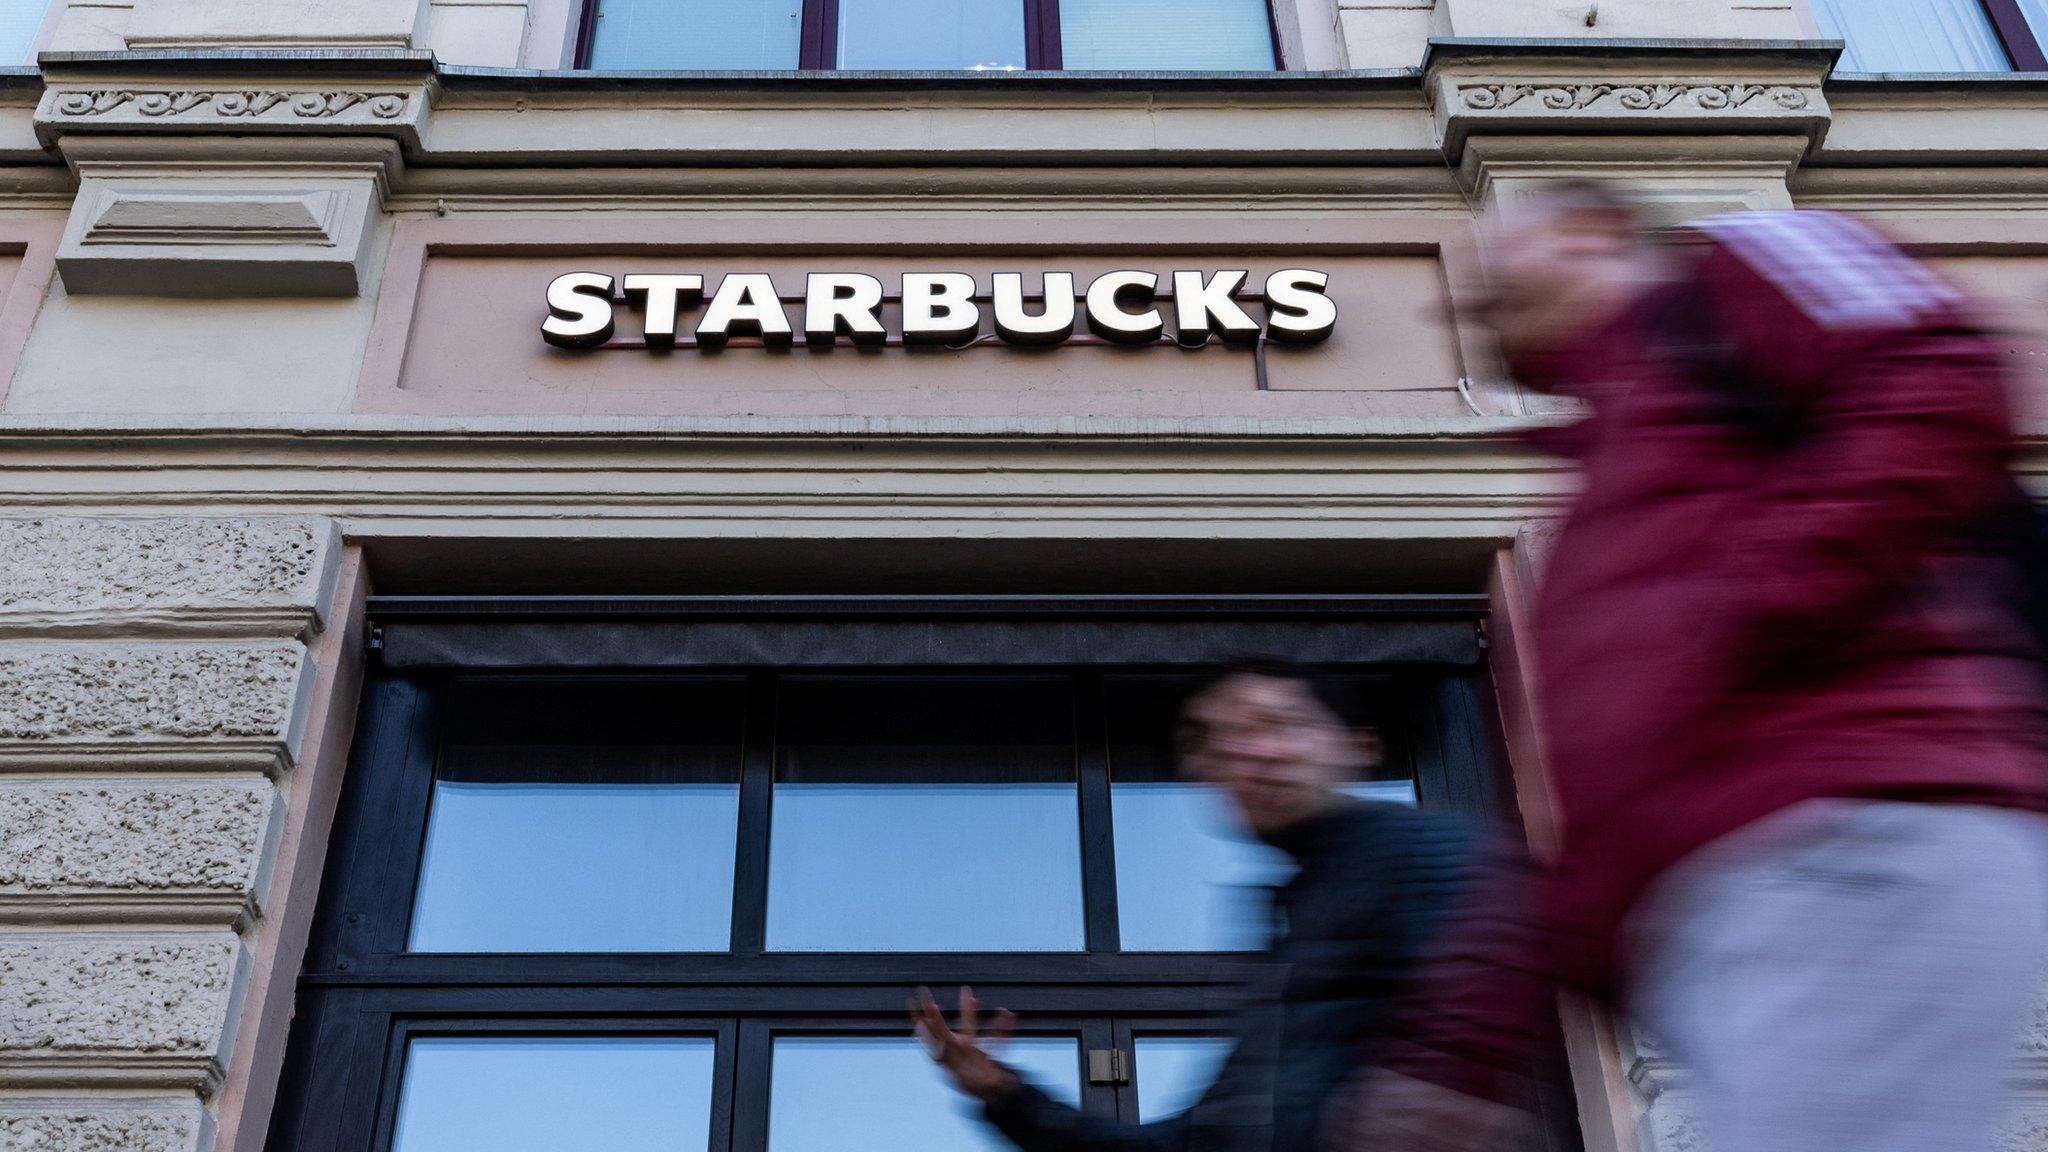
[1194,657,1374,729]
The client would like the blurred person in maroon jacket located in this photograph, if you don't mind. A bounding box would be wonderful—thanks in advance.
[1333,186,2048,1152]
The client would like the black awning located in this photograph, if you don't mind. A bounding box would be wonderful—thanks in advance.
[369,595,1488,669]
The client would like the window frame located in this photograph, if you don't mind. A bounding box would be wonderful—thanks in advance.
[271,598,1516,1152]
[571,0,1285,72]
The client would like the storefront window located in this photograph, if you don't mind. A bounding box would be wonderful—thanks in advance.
[407,680,746,953]
[1813,0,2048,72]
[769,1036,1080,1152]
[267,598,1502,1152]
[576,0,1280,70]
[765,678,1085,952]
[1133,1036,1234,1120]
[390,1036,719,1152]
[1105,676,1416,952]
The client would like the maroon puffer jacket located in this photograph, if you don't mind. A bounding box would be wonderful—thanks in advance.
[1383,210,2048,1105]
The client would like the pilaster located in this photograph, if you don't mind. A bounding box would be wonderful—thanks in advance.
[0,516,340,1152]
[1425,39,1835,219]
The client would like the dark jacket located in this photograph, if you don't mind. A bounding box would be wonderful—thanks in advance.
[983,799,1480,1152]
[1383,209,2048,1106]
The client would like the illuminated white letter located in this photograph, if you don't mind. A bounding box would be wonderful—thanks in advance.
[1263,268,1337,344]
[541,272,616,349]
[696,273,793,348]
[1172,269,1260,345]
[901,272,981,345]
[991,272,1076,346]
[804,273,887,347]
[1084,270,1162,345]
[621,273,703,348]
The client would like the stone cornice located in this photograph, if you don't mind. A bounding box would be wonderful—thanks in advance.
[0,412,1535,438]
[36,54,435,155]
[1423,38,1836,161]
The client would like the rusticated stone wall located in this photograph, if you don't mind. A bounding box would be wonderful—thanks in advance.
[0,517,337,1152]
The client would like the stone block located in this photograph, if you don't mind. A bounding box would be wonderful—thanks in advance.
[422,0,529,67]
[0,517,340,636]
[0,779,279,925]
[0,641,311,774]
[1337,5,1433,70]
[124,0,430,50]
[57,174,383,297]
[0,932,244,1091]
[0,1097,211,1152]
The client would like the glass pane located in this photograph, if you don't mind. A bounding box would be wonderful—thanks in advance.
[391,1036,716,1152]
[2022,0,2048,52]
[1106,677,1414,952]
[767,679,1084,951]
[1812,0,2011,72]
[771,1035,1079,1152]
[1060,0,1275,70]
[588,0,803,69]
[1134,1036,1234,1121]
[836,0,1025,70]
[0,0,43,65]
[409,679,745,953]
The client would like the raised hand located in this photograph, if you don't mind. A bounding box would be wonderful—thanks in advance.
[909,985,1024,1103]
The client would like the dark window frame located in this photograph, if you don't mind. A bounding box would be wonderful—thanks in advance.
[572,0,1285,71]
[271,599,1520,1152]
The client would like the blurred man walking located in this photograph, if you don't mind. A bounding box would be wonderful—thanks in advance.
[912,661,1481,1152]
[1342,189,2048,1152]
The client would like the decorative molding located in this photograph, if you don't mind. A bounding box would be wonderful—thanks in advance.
[0,642,310,775]
[51,89,411,122]
[1458,82,1814,113]
[0,933,243,1092]
[35,78,430,153]
[1424,50,1834,161]
[0,781,278,927]
[0,517,340,637]
[0,1098,210,1152]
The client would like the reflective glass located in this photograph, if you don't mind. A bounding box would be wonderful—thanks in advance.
[390,1036,717,1152]
[1811,0,2011,72]
[1134,1036,1234,1121]
[1060,0,1276,70]
[1106,677,1414,952]
[836,0,1025,70]
[2022,0,2048,53]
[409,680,745,953]
[767,679,1084,952]
[0,0,43,65]
[770,1035,1079,1152]
[588,0,803,69]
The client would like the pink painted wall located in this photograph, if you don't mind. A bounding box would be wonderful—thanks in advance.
[358,216,1480,418]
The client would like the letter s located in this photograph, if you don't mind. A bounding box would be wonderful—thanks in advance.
[542,272,617,349]
[1263,269,1336,345]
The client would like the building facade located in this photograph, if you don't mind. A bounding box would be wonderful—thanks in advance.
[0,1,2043,1151]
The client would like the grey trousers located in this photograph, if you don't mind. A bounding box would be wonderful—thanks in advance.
[1630,800,2048,1152]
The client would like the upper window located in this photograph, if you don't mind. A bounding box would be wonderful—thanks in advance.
[578,0,1280,71]
[1814,0,2048,72]
[0,0,46,65]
